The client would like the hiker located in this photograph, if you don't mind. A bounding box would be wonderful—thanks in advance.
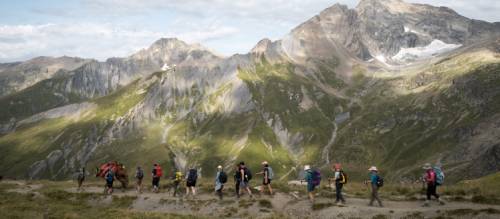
[77,167,86,192]
[422,163,444,206]
[366,166,383,207]
[186,168,198,197]
[152,163,162,193]
[105,168,114,195]
[257,161,274,196]
[234,164,241,198]
[215,165,227,200]
[304,165,317,203]
[135,166,144,194]
[333,163,346,204]
[238,161,253,198]
[172,170,183,197]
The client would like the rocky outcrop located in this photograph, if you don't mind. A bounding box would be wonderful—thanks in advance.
[0,56,90,97]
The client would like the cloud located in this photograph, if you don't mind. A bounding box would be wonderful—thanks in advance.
[1,0,499,62]
[0,22,238,62]
[82,0,500,22]
[408,0,500,22]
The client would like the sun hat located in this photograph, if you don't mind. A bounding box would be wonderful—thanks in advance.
[262,161,268,165]
[217,165,222,169]
[304,165,311,171]
[368,166,378,171]
[422,163,432,170]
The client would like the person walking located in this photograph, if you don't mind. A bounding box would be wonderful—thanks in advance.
[76,167,86,192]
[105,168,114,195]
[234,164,241,198]
[135,166,144,194]
[215,165,227,200]
[422,163,444,206]
[333,163,346,205]
[186,168,198,197]
[366,166,383,207]
[257,161,274,196]
[304,165,318,203]
[238,162,253,198]
[152,164,162,193]
[172,170,183,197]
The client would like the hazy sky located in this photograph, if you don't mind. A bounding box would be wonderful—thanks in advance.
[0,0,499,62]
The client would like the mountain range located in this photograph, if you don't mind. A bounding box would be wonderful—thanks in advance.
[1,0,499,182]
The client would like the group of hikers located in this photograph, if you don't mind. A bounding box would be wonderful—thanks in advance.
[76,161,445,207]
[302,163,445,207]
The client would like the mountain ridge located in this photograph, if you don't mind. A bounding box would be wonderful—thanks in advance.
[0,0,499,182]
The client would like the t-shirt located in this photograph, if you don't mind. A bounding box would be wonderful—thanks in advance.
[106,171,114,182]
[334,171,340,180]
[263,167,270,180]
[426,170,436,184]
[370,173,378,186]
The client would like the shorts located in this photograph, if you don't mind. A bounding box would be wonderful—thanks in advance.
[186,180,197,187]
[152,177,160,187]
[106,180,113,188]
[307,183,316,192]
[263,178,272,185]
[239,181,249,188]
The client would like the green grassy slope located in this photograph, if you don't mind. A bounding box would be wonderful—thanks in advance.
[0,48,499,184]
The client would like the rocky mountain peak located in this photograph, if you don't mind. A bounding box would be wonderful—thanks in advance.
[251,38,272,54]
[148,38,191,50]
[130,38,220,64]
[281,0,500,65]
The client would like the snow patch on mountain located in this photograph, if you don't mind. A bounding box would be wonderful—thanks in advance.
[404,26,425,36]
[392,40,462,62]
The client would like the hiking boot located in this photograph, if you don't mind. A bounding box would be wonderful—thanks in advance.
[438,198,445,205]
[422,201,430,207]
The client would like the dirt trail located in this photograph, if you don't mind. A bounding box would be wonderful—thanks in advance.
[2,180,499,218]
[61,185,500,219]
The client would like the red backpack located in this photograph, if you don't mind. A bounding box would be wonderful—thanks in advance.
[156,166,163,177]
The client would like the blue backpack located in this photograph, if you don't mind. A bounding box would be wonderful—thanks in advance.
[433,167,445,186]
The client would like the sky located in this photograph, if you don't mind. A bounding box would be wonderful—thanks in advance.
[0,0,499,62]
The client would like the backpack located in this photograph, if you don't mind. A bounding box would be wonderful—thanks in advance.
[376,175,384,187]
[77,171,85,181]
[136,169,144,179]
[433,167,445,186]
[187,169,198,183]
[156,166,163,177]
[219,171,228,184]
[244,167,252,181]
[234,170,241,181]
[174,172,183,181]
[312,170,321,186]
[339,171,347,184]
[267,167,274,180]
